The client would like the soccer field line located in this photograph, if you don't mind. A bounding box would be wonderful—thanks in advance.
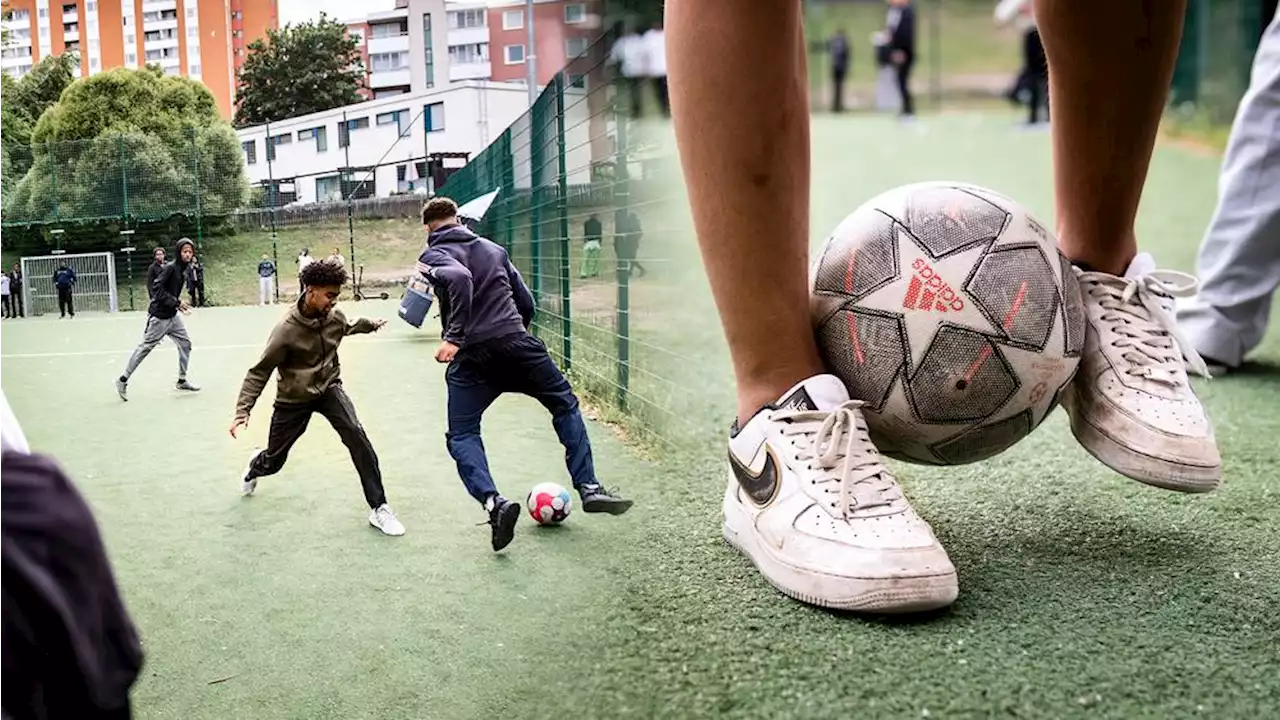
[0,335,420,359]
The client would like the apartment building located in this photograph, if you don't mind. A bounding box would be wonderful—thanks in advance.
[0,0,276,119]
[342,0,600,98]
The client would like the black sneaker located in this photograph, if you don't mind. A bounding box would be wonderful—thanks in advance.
[579,484,633,515]
[176,379,201,392]
[487,498,521,551]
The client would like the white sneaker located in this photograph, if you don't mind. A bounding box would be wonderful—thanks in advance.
[723,375,958,613]
[241,449,262,496]
[369,504,406,536]
[1062,253,1221,492]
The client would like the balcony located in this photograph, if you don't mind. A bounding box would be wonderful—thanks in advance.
[447,26,488,46]
[367,33,410,55]
[63,29,80,43]
[449,61,490,82]
[368,68,411,88]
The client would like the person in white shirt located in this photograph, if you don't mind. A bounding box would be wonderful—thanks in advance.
[643,22,669,117]
[609,24,648,118]
[328,246,346,268]
[1,272,11,319]
[297,248,313,294]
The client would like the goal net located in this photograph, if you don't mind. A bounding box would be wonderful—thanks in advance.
[20,252,119,316]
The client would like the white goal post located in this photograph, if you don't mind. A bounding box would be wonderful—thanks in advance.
[20,252,119,316]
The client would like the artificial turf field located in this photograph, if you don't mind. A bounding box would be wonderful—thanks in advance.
[2,111,1278,719]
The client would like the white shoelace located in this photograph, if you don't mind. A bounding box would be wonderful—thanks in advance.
[1078,268,1210,384]
[776,400,903,518]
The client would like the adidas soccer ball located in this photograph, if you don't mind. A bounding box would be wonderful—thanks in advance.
[810,181,1086,465]
[527,482,573,525]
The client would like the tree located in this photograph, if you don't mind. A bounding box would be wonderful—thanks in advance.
[3,66,248,223]
[0,53,79,181]
[234,14,365,127]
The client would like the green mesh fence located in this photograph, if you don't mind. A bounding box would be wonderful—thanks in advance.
[1171,0,1275,124]
[434,26,716,450]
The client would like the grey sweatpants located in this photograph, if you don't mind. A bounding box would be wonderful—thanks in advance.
[1177,7,1280,367]
[123,315,191,381]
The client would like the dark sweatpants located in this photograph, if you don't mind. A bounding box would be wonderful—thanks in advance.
[2,451,143,720]
[445,332,596,505]
[246,383,387,509]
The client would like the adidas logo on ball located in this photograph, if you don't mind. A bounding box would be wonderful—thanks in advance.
[903,258,965,313]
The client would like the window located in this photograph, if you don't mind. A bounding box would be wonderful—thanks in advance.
[370,21,406,38]
[376,109,411,138]
[502,10,523,30]
[448,9,484,29]
[504,44,524,64]
[186,6,196,18]
[62,4,76,14]
[189,63,200,75]
[125,52,136,64]
[88,37,98,49]
[90,57,99,69]
[337,117,369,147]
[187,25,197,36]
[299,126,328,152]
[86,1,96,11]
[125,33,134,44]
[242,140,257,165]
[564,3,586,24]
[423,102,444,132]
[231,10,242,20]
[568,73,586,89]
[369,51,408,72]
[566,36,588,59]
[266,133,292,161]
[422,13,433,89]
[316,175,342,203]
[39,8,48,19]
[448,43,487,65]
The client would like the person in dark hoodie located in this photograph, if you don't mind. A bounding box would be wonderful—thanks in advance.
[52,262,76,318]
[145,247,165,299]
[417,197,633,552]
[2,390,145,720]
[114,238,201,401]
[228,260,404,537]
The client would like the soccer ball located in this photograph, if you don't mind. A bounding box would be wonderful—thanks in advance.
[527,482,573,525]
[810,181,1086,465]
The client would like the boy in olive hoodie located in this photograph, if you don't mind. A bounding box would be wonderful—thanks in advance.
[228,260,405,537]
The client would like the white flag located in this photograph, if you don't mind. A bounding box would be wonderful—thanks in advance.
[1,389,31,455]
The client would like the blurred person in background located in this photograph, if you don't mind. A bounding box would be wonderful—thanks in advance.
[297,248,313,294]
[884,0,917,119]
[1178,6,1280,374]
[581,213,603,279]
[7,263,24,318]
[146,248,165,299]
[643,20,670,117]
[258,253,277,305]
[995,0,1049,126]
[1,270,11,319]
[829,29,851,113]
[52,262,76,319]
[186,253,206,308]
[610,23,649,119]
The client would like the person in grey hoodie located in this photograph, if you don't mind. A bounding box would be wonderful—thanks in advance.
[115,238,201,400]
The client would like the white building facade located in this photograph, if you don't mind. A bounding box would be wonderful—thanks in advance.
[235,81,533,205]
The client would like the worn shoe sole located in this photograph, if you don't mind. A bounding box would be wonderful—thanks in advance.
[722,497,958,614]
[1066,406,1220,493]
[582,496,633,515]
[492,502,521,551]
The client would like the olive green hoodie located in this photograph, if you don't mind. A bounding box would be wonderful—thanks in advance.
[234,298,379,421]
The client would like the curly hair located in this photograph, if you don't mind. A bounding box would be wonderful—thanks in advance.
[300,259,348,288]
[421,196,459,225]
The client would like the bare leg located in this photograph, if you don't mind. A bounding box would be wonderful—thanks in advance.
[1037,0,1187,275]
[667,0,823,423]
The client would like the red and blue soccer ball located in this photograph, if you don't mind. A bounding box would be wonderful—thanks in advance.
[527,482,573,525]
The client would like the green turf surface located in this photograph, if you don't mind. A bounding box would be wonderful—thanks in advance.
[2,110,1278,718]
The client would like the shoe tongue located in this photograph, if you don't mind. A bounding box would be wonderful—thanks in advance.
[1124,252,1156,280]
[776,374,850,413]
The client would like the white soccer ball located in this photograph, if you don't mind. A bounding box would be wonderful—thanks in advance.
[810,181,1085,465]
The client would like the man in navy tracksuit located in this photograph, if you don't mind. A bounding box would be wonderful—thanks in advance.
[52,263,77,318]
[417,197,633,552]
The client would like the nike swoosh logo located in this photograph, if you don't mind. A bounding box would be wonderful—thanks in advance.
[729,445,780,507]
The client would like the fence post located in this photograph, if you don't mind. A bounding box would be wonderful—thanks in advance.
[502,130,516,253]
[119,134,129,220]
[51,142,60,223]
[343,111,357,271]
[266,120,280,302]
[554,73,572,371]
[191,128,203,252]
[529,93,544,307]
[613,87,631,411]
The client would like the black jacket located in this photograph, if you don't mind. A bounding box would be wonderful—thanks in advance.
[888,3,916,59]
[148,239,193,319]
[145,262,163,299]
[416,224,534,348]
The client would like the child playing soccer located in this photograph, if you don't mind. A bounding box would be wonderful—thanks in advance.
[418,197,633,552]
[228,260,405,537]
